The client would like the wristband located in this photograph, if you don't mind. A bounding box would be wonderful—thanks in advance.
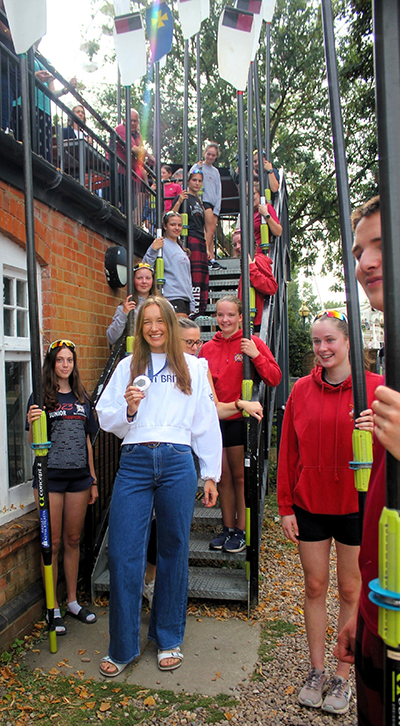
[234,399,243,411]
[267,169,274,174]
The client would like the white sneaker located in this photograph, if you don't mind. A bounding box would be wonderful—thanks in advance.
[143,578,155,607]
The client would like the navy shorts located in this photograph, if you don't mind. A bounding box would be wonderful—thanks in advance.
[33,474,93,494]
[293,504,361,546]
[220,418,246,448]
[169,298,190,315]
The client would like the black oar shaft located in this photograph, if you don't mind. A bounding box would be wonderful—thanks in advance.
[253,57,265,200]
[321,0,367,419]
[247,64,254,253]
[196,33,201,158]
[264,23,271,160]
[182,40,189,242]
[154,62,162,232]
[125,88,134,336]
[237,91,251,380]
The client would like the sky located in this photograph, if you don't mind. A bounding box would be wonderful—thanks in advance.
[39,0,368,310]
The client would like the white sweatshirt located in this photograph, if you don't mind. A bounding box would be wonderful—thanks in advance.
[96,352,222,482]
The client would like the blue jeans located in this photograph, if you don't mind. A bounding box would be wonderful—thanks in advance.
[108,442,197,664]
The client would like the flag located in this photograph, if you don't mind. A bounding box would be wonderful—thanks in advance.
[218,6,255,91]
[145,2,174,63]
[235,0,263,60]
[3,0,46,55]
[178,0,203,40]
[114,12,146,85]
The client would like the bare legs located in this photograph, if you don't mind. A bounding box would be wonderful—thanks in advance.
[218,445,245,530]
[299,539,361,678]
[204,208,218,259]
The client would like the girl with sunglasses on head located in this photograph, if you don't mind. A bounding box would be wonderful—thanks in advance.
[142,212,195,318]
[190,143,222,267]
[26,340,98,636]
[277,310,383,715]
[161,164,182,212]
[106,262,157,346]
[171,169,209,315]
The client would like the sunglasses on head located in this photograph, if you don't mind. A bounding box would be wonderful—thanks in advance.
[49,339,76,351]
[133,262,154,274]
[313,310,348,323]
[190,168,203,176]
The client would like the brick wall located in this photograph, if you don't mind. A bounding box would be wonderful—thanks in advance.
[0,512,41,609]
[0,179,128,391]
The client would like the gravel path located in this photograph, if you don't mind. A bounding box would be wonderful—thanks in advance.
[181,490,358,726]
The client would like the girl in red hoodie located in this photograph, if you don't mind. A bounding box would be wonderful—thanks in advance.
[199,295,281,553]
[277,310,382,715]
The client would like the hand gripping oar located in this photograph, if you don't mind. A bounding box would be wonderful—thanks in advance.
[218,6,258,605]
[369,1,400,722]
[321,0,372,534]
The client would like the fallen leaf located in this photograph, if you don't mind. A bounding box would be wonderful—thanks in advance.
[111,688,121,693]
[85,701,96,709]
[144,696,156,707]
[285,685,295,695]
[224,712,233,720]
[78,650,86,655]
[99,702,111,711]
[32,649,41,654]
[48,668,60,676]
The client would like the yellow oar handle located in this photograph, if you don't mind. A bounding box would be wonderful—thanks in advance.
[351,429,373,492]
[181,212,189,238]
[265,188,271,202]
[368,507,400,648]
[126,336,134,353]
[241,379,253,418]
[249,286,256,332]
[31,411,50,456]
[156,257,165,289]
[259,223,270,254]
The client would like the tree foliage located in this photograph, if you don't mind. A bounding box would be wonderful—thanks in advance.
[85,0,378,279]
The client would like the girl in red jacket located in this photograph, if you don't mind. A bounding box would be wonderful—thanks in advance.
[277,310,382,715]
[199,296,281,553]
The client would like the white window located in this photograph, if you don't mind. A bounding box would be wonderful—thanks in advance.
[0,234,41,524]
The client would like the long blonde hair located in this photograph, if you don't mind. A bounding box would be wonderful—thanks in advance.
[130,296,192,395]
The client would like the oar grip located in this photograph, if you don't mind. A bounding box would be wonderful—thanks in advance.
[241,379,253,418]
[156,256,165,290]
[259,223,270,254]
[369,507,400,648]
[351,429,373,492]
[32,411,50,456]
[181,212,189,239]
[126,336,134,353]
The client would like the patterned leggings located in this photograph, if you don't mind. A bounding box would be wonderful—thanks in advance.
[188,235,209,315]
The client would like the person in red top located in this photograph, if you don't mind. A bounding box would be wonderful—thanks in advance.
[253,182,282,253]
[277,310,381,715]
[161,165,182,212]
[232,229,278,332]
[335,196,400,726]
[199,295,281,553]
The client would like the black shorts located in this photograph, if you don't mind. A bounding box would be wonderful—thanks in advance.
[169,299,190,315]
[293,504,361,546]
[220,418,246,448]
[203,201,215,212]
[33,474,93,494]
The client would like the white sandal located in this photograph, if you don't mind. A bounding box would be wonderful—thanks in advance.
[157,648,184,671]
[99,654,130,678]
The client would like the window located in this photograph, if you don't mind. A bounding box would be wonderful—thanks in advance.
[0,234,41,524]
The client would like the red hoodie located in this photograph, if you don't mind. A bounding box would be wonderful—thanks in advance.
[199,329,281,420]
[237,253,278,326]
[277,366,383,517]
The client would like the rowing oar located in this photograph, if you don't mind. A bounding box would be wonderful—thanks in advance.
[218,5,259,606]
[4,0,57,652]
[113,8,146,350]
[370,1,400,722]
[321,0,372,534]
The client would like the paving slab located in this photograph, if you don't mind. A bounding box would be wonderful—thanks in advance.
[24,605,261,696]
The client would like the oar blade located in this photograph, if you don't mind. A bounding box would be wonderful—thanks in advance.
[263,0,277,22]
[200,0,210,22]
[114,13,146,85]
[235,0,263,59]
[218,6,255,91]
[178,0,203,39]
[4,0,46,55]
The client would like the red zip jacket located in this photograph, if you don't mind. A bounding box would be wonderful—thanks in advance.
[277,366,383,516]
[199,329,281,420]
[237,253,278,326]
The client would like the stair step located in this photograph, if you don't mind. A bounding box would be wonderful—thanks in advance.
[192,502,222,526]
[188,566,247,600]
[189,532,246,561]
[93,568,110,592]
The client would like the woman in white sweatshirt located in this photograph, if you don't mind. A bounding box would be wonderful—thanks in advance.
[96,296,221,677]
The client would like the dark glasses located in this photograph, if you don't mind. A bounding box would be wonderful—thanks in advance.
[313,310,348,323]
[181,338,203,349]
[49,339,76,351]
[190,168,203,175]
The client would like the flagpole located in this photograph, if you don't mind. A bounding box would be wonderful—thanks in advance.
[321,0,371,532]
[196,33,201,158]
[371,1,400,722]
[154,60,165,291]
[181,39,189,248]
[117,67,122,124]
[20,52,57,654]
[124,87,135,347]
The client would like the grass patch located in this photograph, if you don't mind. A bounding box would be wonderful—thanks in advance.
[0,655,238,726]
[258,620,297,664]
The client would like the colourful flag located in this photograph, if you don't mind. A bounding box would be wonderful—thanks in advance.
[145,2,174,63]
[218,6,255,91]
[3,0,46,55]
[114,12,146,85]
